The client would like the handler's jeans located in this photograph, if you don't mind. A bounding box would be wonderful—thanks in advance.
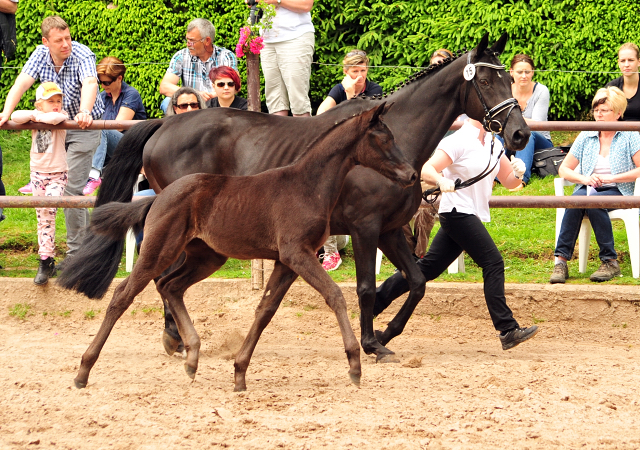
[374,210,520,332]
[64,129,101,256]
[554,185,621,262]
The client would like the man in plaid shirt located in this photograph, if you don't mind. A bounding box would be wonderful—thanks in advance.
[159,18,237,113]
[0,15,104,263]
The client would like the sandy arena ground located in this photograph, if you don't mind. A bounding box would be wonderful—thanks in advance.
[1,277,640,449]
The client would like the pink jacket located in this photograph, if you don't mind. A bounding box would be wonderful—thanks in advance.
[10,110,69,173]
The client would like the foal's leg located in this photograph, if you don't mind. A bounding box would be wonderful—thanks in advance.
[155,241,228,380]
[375,228,427,346]
[350,229,397,360]
[234,261,298,392]
[281,250,361,387]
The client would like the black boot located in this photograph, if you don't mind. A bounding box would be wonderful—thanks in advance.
[34,257,56,285]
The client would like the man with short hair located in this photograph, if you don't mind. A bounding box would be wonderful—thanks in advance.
[0,15,104,261]
[159,18,237,113]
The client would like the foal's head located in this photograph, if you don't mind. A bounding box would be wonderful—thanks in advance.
[355,103,417,188]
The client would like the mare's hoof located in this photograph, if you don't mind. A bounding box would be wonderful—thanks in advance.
[376,353,400,364]
[349,372,361,388]
[162,329,181,355]
[74,378,87,389]
[184,363,197,380]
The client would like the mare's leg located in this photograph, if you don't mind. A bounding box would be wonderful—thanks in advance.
[350,229,396,360]
[281,249,361,387]
[155,241,228,380]
[374,228,427,346]
[234,261,298,392]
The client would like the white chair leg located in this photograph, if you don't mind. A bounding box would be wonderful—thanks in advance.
[623,216,640,278]
[375,248,382,275]
[448,252,465,274]
[578,219,591,274]
[125,228,136,272]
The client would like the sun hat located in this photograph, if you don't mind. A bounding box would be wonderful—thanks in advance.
[36,82,63,100]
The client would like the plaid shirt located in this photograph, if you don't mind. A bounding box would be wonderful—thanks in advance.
[22,42,104,119]
[167,46,237,93]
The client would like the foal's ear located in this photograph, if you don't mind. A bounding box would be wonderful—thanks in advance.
[368,102,388,126]
[489,33,509,55]
[474,33,490,59]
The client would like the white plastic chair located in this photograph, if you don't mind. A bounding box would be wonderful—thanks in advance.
[554,177,640,278]
[447,253,465,274]
[125,174,147,272]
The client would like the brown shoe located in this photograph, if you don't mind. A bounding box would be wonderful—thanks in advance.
[550,261,569,284]
[509,182,525,192]
[590,259,621,282]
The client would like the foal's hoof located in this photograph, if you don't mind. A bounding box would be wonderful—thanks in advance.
[349,372,361,388]
[74,378,87,389]
[376,353,400,364]
[162,329,182,356]
[233,384,247,392]
[184,363,197,380]
[374,329,390,347]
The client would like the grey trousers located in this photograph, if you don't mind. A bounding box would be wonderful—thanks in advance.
[64,129,100,256]
[323,235,349,255]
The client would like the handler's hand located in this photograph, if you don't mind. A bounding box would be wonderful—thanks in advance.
[437,176,456,193]
[510,155,526,179]
[74,112,93,129]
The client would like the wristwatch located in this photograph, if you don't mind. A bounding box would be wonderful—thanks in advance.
[79,109,91,115]
[277,0,281,4]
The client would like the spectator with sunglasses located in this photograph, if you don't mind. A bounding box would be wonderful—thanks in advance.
[206,66,248,110]
[165,87,207,117]
[430,48,453,65]
[316,49,382,271]
[83,56,147,195]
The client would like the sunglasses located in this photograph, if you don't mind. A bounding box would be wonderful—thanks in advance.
[98,79,115,86]
[346,50,367,57]
[175,102,200,110]
[215,81,235,88]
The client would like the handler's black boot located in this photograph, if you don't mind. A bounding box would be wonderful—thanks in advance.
[34,257,56,286]
[500,325,539,350]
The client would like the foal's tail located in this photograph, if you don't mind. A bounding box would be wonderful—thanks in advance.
[96,119,164,207]
[57,197,157,299]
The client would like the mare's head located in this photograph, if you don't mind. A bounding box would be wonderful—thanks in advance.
[354,103,417,188]
[462,33,530,151]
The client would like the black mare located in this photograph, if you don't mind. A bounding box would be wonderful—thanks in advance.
[59,34,530,362]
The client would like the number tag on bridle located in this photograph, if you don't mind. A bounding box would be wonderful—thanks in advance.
[463,64,476,81]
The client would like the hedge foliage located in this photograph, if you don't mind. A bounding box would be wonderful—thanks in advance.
[1,0,639,119]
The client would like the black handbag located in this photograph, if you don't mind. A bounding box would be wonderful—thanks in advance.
[0,11,17,61]
[532,146,570,178]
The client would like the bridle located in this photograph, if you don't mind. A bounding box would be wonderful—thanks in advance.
[464,52,520,135]
[422,52,521,202]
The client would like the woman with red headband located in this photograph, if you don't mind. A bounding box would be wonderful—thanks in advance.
[206,66,247,110]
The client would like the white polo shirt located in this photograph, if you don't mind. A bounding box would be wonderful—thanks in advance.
[437,121,504,222]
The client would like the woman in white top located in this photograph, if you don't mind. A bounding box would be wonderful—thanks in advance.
[374,119,539,350]
[551,86,640,283]
[507,54,553,188]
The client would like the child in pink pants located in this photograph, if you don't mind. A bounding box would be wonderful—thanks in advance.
[11,82,69,285]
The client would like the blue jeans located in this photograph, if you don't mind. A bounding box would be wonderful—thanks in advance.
[554,185,622,262]
[502,131,553,184]
[133,189,156,245]
[160,97,171,114]
[92,129,124,173]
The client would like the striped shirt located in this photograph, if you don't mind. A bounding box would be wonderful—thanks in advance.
[21,42,104,119]
[166,47,237,93]
[569,130,640,196]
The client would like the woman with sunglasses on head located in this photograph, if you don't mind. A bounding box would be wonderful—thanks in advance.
[606,43,640,122]
[551,87,640,284]
[501,54,553,190]
[430,48,453,65]
[165,87,207,116]
[206,66,247,110]
[315,49,382,271]
[82,56,147,195]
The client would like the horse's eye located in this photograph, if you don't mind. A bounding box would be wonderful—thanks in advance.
[479,79,489,86]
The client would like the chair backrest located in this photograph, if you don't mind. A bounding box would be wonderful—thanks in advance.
[554,177,640,197]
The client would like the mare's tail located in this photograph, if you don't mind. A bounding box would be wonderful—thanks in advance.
[57,197,157,299]
[96,119,164,206]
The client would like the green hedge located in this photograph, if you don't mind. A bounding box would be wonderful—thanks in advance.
[1,0,639,119]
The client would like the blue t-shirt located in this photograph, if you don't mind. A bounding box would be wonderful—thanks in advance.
[327,79,382,105]
[100,81,147,121]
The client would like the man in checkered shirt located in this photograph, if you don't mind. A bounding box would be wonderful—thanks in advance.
[159,18,237,113]
[0,15,104,263]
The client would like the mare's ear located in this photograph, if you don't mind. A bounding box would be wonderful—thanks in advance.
[490,33,508,55]
[368,102,387,126]
[382,101,395,116]
[474,33,490,60]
